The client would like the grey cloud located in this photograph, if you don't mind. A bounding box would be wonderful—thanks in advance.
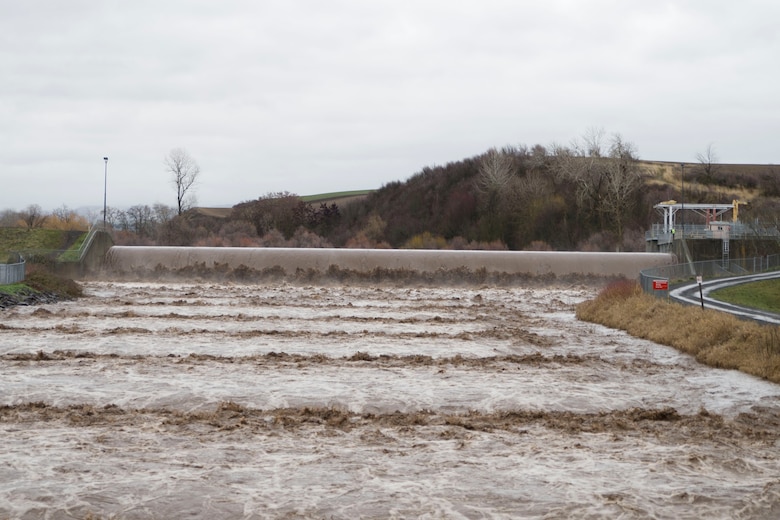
[1,0,778,211]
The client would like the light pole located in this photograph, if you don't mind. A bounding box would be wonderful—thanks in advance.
[680,162,685,239]
[103,157,108,229]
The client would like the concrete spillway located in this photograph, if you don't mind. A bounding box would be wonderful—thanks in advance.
[104,246,675,279]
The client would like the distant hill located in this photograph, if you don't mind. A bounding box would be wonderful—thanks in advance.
[193,190,375,220]
[186,156,778,251]
[325,156,779,250]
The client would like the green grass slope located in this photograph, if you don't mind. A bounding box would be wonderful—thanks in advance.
[0,228,86,262]
[711,278,780,314]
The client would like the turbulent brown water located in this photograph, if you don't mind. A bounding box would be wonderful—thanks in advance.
[1,281,780,519]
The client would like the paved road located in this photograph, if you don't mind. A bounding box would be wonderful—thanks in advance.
[669,270,780,325]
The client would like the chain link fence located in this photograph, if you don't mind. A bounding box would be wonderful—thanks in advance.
[640,254,780,295]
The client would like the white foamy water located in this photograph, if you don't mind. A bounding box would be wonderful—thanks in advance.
[1,281,779,519]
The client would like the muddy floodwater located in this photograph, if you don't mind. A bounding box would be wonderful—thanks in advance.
[2,281,780,519]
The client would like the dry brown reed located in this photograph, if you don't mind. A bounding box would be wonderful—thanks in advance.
[577,279,780,384]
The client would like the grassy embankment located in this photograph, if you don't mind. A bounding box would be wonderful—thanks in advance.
[0,267,83,299]
[711,279,780,314]
[577,279,780,384]
[0,228,72,261]
[0,228,86,299]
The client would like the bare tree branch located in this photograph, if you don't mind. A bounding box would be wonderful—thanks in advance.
[476,148,515,195]
[602,134,643,248]
[696,143,719,183]
[551,130,643,248]
[165,148,200,215]
[20,204,46,229]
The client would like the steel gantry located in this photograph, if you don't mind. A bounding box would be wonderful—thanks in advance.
[652,200,742,234]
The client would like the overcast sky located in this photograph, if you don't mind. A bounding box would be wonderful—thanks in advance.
[1,1,778,212]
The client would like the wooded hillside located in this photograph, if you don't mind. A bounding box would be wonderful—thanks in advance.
[178,142,779,252]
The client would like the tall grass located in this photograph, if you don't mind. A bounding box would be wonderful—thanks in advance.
[577,279,780,384]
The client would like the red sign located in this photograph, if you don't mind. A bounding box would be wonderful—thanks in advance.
[653,280,669,291]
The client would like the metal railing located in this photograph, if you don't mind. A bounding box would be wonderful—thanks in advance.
[640,254,780,295]
[0,259,25,285]
[74,225,106,261]
[646,223,780,241]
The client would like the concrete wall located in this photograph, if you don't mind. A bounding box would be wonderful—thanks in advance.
[56,231,115,279]
[82,231,115,272]
[105,246,676,279]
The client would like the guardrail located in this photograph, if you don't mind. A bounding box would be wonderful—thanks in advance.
[639,254,780,295]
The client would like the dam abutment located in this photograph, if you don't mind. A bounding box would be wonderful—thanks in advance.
[101,246,675,283]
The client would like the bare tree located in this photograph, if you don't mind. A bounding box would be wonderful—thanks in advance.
[20,204,46,229]
[552,130,643,248]
[104,207,124,229]
[114,209,131,232]
[52,205,74,225]
[582,126,606,157]
[476,148,515,195]
[526,144,549,171]
[602,134,643,248]
[48,205,89,231]
[551,133,607,220]
[165,148,200,215]
[696,143,719,184]
[0,209,21,227]
[475,148,517,241]
[126,204,155,238]
[153,203,176,225]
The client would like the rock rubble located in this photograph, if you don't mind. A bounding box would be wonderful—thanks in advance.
[0,289,61,310]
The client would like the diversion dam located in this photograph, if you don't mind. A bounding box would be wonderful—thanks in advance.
[103,246,675,280]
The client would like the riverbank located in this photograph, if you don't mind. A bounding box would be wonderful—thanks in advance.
[0,288,62,309]
[576,279,780,384]
[0,268,82,310]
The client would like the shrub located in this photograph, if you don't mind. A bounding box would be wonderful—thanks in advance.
[258,229,287,247]
[289,227,331,248]
[598,278,642,302]
[402,232,448,250]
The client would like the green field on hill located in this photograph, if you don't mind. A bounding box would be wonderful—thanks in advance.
[301,190,373,203]
[710,278,780,314]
